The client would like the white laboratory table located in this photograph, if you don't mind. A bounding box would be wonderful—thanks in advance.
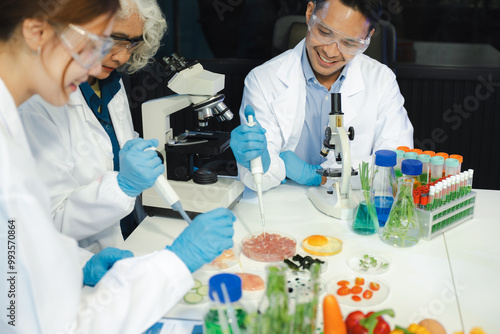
[120,183,500,333]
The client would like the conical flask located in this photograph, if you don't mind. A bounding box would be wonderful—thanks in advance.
[379,159,422,247]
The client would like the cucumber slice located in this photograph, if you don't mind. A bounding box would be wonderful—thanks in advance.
[183,292,203,304]
[193,279,202,289]
[197,285,209,296]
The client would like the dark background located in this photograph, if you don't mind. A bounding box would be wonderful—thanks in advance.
[123,0,500,190]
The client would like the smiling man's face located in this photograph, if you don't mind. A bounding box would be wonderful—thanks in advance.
[305,0,371,89]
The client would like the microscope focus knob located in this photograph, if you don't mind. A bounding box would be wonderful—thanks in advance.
[348,126,355,141]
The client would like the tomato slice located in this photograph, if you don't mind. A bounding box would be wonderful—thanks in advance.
[363,290,373,299]
[355,277,365,286]
[369,282,380,291]
[352,295,362,302]
[337,286,351,296]
[350,285,362,294]
[337,280,350,286]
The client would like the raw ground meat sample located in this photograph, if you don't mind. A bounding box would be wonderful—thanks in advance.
[241,232,296,262]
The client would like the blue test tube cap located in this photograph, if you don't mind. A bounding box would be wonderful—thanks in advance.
[375,150,397,167]
[401,159,423,176]
[417,154,431,163]
[445,158,459,167]
[430,156,445,166]
[404,152,418,160]
[395,149,405,158]
[208,273,242,303]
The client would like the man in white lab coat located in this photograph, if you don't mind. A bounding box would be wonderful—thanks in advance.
[230,0,414,191]
[19,0,167,252]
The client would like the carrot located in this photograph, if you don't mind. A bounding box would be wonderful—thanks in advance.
[323,294,347,334]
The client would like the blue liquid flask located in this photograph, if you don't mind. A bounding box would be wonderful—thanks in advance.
[372,150,397,227]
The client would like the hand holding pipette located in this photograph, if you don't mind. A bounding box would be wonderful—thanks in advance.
[244,107,267,233]
[144,146,192,224]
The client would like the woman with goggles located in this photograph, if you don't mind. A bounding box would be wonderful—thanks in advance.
[0,0,235,332]
[230,0,413,192]
[21,0,167,252]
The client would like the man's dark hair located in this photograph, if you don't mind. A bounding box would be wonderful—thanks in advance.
[314,0,382,29]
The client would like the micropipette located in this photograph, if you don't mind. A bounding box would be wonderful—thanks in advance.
[245,108,266,234]
[146,147,192,224]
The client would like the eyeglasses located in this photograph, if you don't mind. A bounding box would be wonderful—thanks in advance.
[58,24,115,69]
[110,35,144,54]
[308,11,371,55]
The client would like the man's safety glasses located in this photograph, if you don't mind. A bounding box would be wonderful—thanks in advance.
[58,24,115,69]
[308,12,371,55]
[110,35,144,54]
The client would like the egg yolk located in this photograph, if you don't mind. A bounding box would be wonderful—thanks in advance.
[307,235,328,246]
[302,235,343,256]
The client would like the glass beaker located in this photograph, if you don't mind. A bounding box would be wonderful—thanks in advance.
[379,160,422,247]
[352,190,379,235]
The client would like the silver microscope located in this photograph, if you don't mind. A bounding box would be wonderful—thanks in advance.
[307,93,358,220]
[142,54,244,215]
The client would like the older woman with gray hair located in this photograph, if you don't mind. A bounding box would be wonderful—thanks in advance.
[19,0,168,253]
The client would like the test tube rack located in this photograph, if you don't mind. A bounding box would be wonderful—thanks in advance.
[417,191,477,241]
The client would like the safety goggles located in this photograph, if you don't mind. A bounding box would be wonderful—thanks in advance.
[58,24,115,69]
[110,35,144,54]
[308,12,371,55]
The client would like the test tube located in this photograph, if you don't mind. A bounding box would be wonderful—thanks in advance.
[423,150,436,157]
[394,149,405,178]
[444,178,451,203]
[450,175,456,201]
[468,169,474,193]
[397,146,410,153]
[449,154,463,172]
[410,148,423,154]
[430,156,445,182]
[428,186,435,211]
[405,152,418,160]
[420,190,428,210]
[459,172,465,197]
[435,182,442,208]
[464,172,470,195]
[444,158,459,176]
[417,154,431,185]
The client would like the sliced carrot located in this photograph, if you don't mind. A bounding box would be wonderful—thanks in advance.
[355,277,365,285]
[363,290,373,299]
[350,286,362,294]
[369,282,380,291]
[352,295,362,302]
[337,280,350,286]
[337,286,350,296]
[323,294,347,334]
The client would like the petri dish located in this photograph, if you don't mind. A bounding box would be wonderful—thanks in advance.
[241,231,296,262]
[286,270,326,301]
[302,235,343,257]
[327,274,390,307]
[346,251,391,275]
[203,244,241,271]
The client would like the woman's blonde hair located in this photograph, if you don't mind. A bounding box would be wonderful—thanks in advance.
[117,0,167,73]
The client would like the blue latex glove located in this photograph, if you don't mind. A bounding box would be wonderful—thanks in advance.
[279,150,322,186]
[83,247,134,287]
[166,208,236,272]
[230,105,271,173]
[117,138,164,197]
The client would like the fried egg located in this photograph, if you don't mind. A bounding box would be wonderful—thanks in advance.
[302,235,343,256]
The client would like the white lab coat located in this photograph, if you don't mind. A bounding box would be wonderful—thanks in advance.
[19,82,136,253]
[0,78,194,334]
[238,39,414,191]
